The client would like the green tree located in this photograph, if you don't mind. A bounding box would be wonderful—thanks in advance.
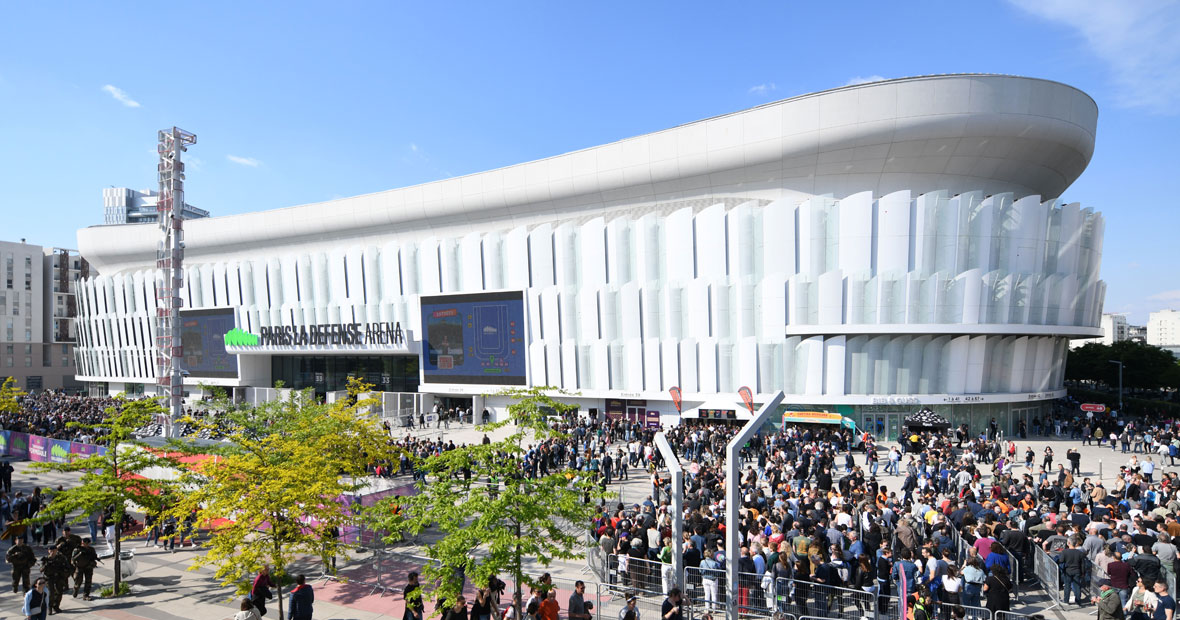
[0,376,26,415]
[28,397,182,596]
[366,387,605,619]
[1066,340,1180,390]
[171,378,401,620]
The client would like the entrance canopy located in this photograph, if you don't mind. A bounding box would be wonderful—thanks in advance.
[904,407,951,429]
[682,399,750,420]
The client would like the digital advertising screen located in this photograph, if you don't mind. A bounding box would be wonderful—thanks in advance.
[420,291,527,385]
[179,308,239,378]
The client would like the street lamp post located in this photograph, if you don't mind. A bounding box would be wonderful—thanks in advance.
[1109,360,1124,413]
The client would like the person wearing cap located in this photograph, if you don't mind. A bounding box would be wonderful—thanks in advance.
[618,594,641,620]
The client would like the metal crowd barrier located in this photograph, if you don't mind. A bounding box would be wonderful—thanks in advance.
[681,565,779,618]
[1030,545,1060,604]
[607,554,672,596]
[775,580,881,620]
[994,612,1039,620]
[586,544,608,583]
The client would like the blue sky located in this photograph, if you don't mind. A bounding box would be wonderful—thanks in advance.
[1,1,1177,324]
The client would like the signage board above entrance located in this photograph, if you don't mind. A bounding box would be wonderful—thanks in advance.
[224,321,416,355]
[1080,403,1106,412]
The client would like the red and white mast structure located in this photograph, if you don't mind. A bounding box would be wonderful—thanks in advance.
[155,127,196,436]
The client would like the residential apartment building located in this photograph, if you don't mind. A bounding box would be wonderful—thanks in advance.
[0,239,84,392]
[102,187,209,225]
[1070,313,1130,349]
[1148,309,1180,347]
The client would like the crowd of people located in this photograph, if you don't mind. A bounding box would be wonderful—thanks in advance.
[585,409,1180,620]
[0,391,121,443]
[10,388,1180,620]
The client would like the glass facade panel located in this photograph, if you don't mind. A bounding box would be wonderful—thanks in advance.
[271,355,419,394]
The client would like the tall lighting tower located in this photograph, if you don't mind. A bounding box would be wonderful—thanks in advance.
[155,127,196,436]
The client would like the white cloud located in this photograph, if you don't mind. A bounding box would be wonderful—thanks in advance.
[226,155,261,167]
[845,75,887,87]
[748,83,776,95]
[409,143,419,153]
[1007,0,1180,112]
[1148,289,1180,302]
[101,84,140,108]
[185,156,204,171]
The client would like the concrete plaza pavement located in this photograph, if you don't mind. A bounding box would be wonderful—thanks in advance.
[0,422,1148,619]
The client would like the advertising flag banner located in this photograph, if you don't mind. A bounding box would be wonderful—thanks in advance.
[0,431,8,456]
[738,386,755,413]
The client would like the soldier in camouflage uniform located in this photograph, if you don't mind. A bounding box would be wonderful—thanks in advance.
[5,537,35,593]
[54,527,82,563]
[71,538,99,600]
[39,545,72,614]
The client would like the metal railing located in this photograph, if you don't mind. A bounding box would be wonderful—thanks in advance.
[608,554,673,597]
[948,528,1020,603]
[1030,545,1060,604]
[586,543,608,583]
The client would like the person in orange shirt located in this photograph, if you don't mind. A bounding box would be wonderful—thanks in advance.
[538,590,560,620]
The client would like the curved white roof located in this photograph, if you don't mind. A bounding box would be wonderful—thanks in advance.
[80,74,1097,274]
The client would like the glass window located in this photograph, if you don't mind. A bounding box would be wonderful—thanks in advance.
[4,345,10,354]
[3,357,9,367]
[23,345,30,354]
[61,344,68,354]
[23,356,30,367]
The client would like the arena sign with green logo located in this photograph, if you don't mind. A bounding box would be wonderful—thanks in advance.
[223,328,260,347]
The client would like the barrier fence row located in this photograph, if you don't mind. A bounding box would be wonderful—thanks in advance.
[604,552,1006,620]
[946,525,1021,603]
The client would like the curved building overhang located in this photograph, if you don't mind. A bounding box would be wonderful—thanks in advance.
[79,74,1097,275]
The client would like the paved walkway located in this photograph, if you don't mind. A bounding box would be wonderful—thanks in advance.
[0,424,1148,619]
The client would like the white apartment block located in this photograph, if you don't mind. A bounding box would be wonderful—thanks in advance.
[1148,309,1180,347]
[1070,313,1130,349]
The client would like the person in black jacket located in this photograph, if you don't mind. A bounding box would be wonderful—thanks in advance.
[1060,538,1089,605]
[288,574,314,620]
[1129,546,1163,588]
[875,548,894,615]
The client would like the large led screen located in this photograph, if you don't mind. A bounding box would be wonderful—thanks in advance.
[179,308,239,378]
[420,291,526,385]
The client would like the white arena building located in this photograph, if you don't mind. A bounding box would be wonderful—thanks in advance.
[74,74,1105,440]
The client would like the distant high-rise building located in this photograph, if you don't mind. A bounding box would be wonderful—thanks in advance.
[1071,313,1130,349]
[102,187,208,225]
[1148,309,1180,347]
[0,239,84,392]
